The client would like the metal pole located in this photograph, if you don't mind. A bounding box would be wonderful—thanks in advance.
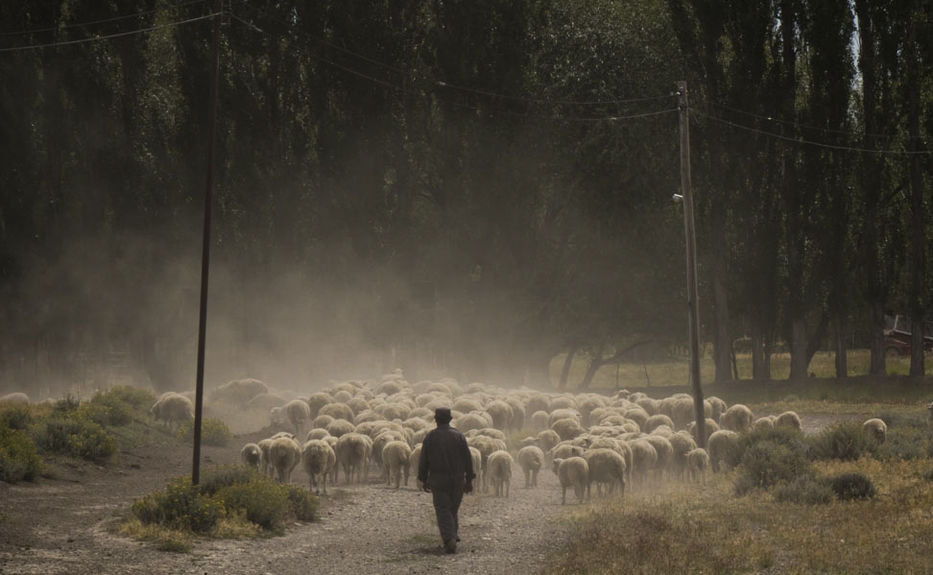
[192,0,222,485]
[677,81,706,448]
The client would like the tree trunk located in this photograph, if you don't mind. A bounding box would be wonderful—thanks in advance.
[906,25,925,377]
[834,317,848,378]
[789,318,810,380]
[558,346,578,390]
[869,302,887,375]
[711,268,733,382]
[578,344,606,391]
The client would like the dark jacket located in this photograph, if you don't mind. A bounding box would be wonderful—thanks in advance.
[418,423,475,490]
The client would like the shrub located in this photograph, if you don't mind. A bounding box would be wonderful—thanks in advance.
[829,472,876,501]
[875,416,933,461]
[177,418,231,447]
[773,475,834,505]
[52,395,81,415]
[285,484,319,522]
[84,391,137,427]
[734,428,813,496]
[31,415,116,461]
[198,465,260,496]
[215,478,291,531]
[0,426,43,483]
[808,421,873,461]
[101,386,157,413]
[131,478,226,534]
[0,405,33,431]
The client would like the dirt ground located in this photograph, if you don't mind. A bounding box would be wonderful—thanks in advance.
[0,426,573,575]
[0,411,852,575]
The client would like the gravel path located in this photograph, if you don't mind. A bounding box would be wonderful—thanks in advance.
[0,436,572,575]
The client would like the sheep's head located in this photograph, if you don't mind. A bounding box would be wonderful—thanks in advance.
[552,458,564,475]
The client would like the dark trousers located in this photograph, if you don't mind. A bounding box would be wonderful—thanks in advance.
[432,487,464,543]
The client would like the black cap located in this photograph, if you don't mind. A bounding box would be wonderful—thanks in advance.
[434,407,452,423]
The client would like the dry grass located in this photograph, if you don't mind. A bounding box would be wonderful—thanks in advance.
[553,349,921,391]
[542,456,933,575]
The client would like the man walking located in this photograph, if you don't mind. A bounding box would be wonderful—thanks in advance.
[418,407,475,554]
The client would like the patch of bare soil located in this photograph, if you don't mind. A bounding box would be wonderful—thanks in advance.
[0,430,571,575]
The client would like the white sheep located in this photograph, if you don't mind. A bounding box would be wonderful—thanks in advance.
[270,398,311,437]
[516,445,545,488]
[644,414,675,434]
[553,457,589,504]
[301,439,336,494]
[409,443,423,489]
[468,446,482,493]
[529,410,550,431]
[774,411,802,431]
[686,447,710,483]
[643,434,673,480]
[325,418,356,438]
[257,437,275,476]
[551,418,585,441]
[707,429,740,472]
[335,432,372,484]
[306,428,331,441]
[629,438,658,487]
[0,392,30,404]
[150,392,193,429]
[719,404,753,432]
[863,418,887,444]
[240,442,262,471]
[382,440,413,489]
[667,431,697,481]
[583,448,626,499]
[268,436,301,483]
[486,450,513,497]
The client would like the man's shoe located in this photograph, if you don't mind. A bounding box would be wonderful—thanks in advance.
[444,538,457,554]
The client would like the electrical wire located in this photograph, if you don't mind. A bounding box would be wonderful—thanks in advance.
[0,12,219,53]
[0,0,209,37]
[709,101,898,141]
[694,109,932,156]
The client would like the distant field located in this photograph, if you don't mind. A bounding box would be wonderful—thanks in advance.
[553,348,922,391]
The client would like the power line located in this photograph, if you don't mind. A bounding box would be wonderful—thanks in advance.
[694,110,932,156]
[0,0,209,37]
[230,7,674,109]
[709,101,898,141]
[0,12,218,53]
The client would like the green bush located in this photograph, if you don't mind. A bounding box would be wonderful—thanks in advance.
[0,405,33,431]
[215,478,292,531]
[829,472,876,501]
[198,465,260,496]
[84,392,135,427]
[285,484,319,522]
[31,415,116,461]
[808,421,873,461]
[0,426,43,483]
[132,478,226,534]
[773,475,834,505]
[177,418,231,447]
[52,395,81,415]
[100,386,157,413]
[734,438,814,495]
[875,416,933,461]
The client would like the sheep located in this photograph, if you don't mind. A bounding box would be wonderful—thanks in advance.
[686,448,710,483]
[553,457,589,504]
[0,392,29,404]
[705,396,728,422]
[707,429,740,472]
[210,378,268,406]
[245,392,286,411]
[686,417,720,445]
[644,414,675,434]
[410,443,423,489]
[517,445,545,488]
[306,428,331,441]
[583,448,626,500]
[719,404,754,432]
[455,412,491,434]
[752,416,776,430]
[529,410,550,431]
[667,431,697,481]
[382,440,413,489]
[150,392,193,429]
[335,432,372,484]
[551,418,585,441]
[318,402,354,422]
[468,446,483,493]
[774,411,802,431]
[240,442,262,471]
[306,391,335,418]
[271,398,311,437]
[326,418,356,438]
[486,450,513,497]
[628,438,658,486]
[643,434,674,480]
[863,418,887,444]
[257,437,275,477]
[301,439,336,494]
[928,401,933,429]
[485,400,514,430]
[536,429,561,455]
[268,436,301,483]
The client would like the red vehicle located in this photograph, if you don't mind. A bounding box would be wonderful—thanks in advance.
[883,314,933,357]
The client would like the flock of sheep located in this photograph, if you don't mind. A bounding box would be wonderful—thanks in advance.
[142,373,906,507]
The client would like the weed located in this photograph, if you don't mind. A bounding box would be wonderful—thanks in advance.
[176,418,231,446]
[0,426,43,483]
[808,421,873,461]
[214,478,291,531]
[773,475,834,505]
[829,472,876,501]
[31,415,116,461]
[131,477,226,534]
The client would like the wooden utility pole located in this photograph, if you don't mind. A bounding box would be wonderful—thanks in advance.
[192,0,222,485]
[677,81,706,448]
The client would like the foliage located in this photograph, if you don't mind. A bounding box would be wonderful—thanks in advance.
[828,472,877,501]
[213,479,292,531]
[0,405,33,431]
[197,465,261,496]
[0,426,43,483]
[808,421,875,461]
[772,475,835,505]
[176,418,232,447]
[30,414,116,461]
[285,484,320,522]
[94,386,157,415]
[131,478,226,534]
[874,414,933,460]
[734,428,814,495]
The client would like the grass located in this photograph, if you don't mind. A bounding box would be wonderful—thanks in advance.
[553,348,926,392]
[543,457,933,575]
